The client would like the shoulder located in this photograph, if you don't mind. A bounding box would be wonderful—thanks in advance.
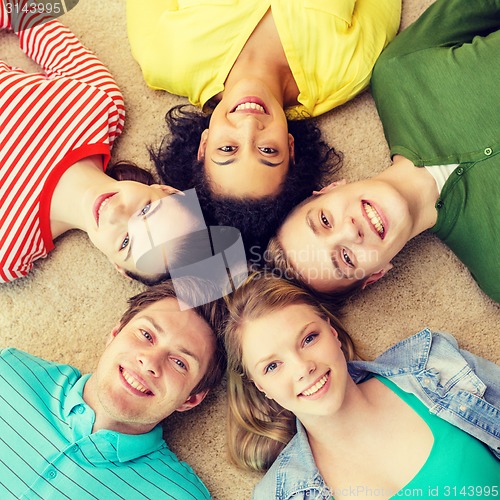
[143,446,211,500]
[348,329,474,380]
[0,348,80,385]
[253,422,329,499]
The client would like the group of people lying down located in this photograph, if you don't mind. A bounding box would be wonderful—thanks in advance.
[0,0,498,498]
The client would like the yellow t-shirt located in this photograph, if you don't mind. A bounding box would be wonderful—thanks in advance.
[127,0,401,119]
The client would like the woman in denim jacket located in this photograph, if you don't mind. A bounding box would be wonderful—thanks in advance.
[224,273,499,499]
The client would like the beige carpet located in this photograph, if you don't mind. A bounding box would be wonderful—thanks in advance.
[1,1,498,499]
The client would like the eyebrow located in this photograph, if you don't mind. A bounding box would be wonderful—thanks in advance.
[143,315,201,369]
[210,157,284,167]
[305,209,319,236]
[253,321,314,370]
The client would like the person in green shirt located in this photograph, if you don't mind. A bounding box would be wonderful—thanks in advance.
[266,0,500,303]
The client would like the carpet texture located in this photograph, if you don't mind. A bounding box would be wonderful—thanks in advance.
[1,1,498,499]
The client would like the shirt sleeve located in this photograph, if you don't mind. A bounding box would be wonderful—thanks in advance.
[380,0,500,59]
[3,3,125,146]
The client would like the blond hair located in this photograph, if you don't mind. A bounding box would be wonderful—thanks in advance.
[223,272,356,472]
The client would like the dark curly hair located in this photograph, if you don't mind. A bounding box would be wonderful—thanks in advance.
[151,105,342,261]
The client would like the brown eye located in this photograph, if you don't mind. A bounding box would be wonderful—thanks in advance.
[218,146,236,153]
[258,147,277,155]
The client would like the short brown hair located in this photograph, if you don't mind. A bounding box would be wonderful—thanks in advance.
[118,277,227,396]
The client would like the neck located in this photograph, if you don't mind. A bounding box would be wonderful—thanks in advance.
[303,378,385,467]
[220,10,299,107]
[50,155,112,238]
[377,156,439,238]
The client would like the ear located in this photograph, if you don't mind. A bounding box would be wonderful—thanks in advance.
[326,318,342,344]
[176,390,209,413]
[151,184,185,196]
[106,324,121,346]
[197,129,209,161]
[288,133,295,163]
[312,179,347,196]
[114,264,132,279]
[361,263,394,289]
[326,318,339,338]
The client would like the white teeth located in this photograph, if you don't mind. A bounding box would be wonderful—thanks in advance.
[234,102,265,113]
[98,197,111,218]
[363,202,384,236]
[122,369,151,394]
[301,373,329,397]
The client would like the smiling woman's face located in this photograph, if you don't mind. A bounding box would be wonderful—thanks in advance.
[198,81,294,199]
[85,183,202,278]
[241,303,349,423]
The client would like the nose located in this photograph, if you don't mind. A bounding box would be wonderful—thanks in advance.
[107,199,136,226]
[137,352,161,377]
[331,216,363,244]
[231,113,265,132]
[294,356,316,382]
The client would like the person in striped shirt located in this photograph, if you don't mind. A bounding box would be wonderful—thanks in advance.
[0,5,200,285]
[0,278,226,499]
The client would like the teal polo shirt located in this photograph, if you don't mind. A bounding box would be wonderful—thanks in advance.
[371,0,500,302]
[0,348,211,499]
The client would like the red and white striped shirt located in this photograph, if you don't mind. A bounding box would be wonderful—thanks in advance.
[0,9,125,283]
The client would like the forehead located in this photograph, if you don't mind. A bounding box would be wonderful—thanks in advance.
[133,298,214,348]
[242,305,320,357]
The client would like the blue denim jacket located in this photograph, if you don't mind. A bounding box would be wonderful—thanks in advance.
[253,329,500,500]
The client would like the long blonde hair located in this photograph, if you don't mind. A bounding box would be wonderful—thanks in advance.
[223,272,356,472]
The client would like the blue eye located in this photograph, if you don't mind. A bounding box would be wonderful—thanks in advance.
[264,362,278,374]
[120,235,129,250]
[140,203,151,216]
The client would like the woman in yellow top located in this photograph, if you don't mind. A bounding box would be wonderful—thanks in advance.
[127,0,401,256]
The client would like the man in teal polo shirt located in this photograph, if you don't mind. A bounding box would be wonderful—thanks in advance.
[266,0,500,303]
[0,278,225,499]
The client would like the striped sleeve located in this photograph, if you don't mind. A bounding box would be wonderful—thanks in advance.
[1,2,124,145]
[0,7,126,282]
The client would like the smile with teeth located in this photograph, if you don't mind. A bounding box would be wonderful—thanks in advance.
[121,367,153,395]
[98,197,112,221]
[363,201,385,238]
[232,101,267,114]
[301,372,329,397]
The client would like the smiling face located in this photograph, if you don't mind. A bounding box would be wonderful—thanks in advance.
[278,179,414,292]
[198,81,294,199]
[84,182,200,278]
[241,304,349,423]
[86,297,215,434]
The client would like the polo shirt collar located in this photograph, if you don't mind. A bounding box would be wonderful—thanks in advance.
[62,373,165,463]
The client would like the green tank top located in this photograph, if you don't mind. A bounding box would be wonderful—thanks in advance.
[374,376,499,498]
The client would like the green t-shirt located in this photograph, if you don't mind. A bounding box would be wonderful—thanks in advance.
[376,376,500,499]
[371,0,500,302]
